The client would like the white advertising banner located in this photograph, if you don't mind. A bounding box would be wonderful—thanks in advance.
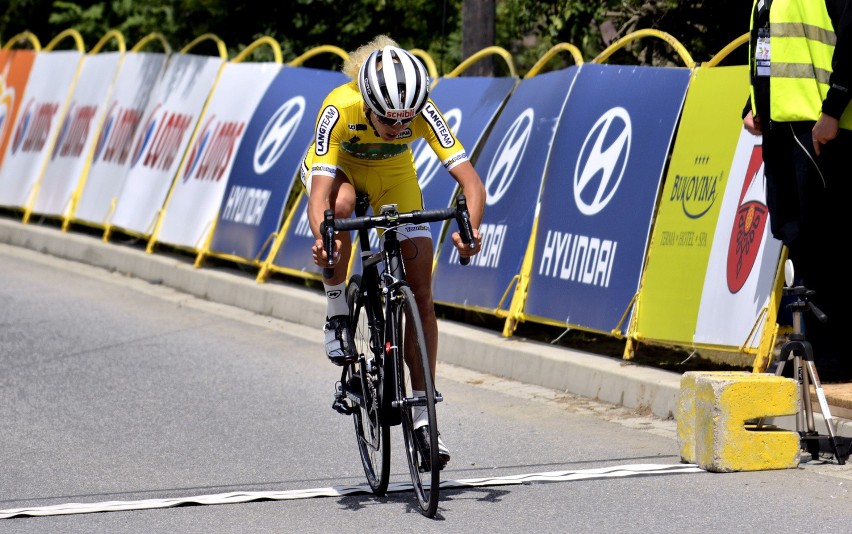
[154,61,280,250]
[30,52,122,217]
[0,50,83,208]
[693,130,783,348]
[72,52,169,227]
[108,53,225,236]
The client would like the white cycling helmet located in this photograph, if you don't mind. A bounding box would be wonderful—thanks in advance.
[358,46,430,123]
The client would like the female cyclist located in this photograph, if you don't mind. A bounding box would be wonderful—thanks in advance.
[302,35,485,466]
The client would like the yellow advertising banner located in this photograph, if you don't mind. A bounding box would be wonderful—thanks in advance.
[634,65,749,344]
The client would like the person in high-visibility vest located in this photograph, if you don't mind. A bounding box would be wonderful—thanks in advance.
[743,0,852,382]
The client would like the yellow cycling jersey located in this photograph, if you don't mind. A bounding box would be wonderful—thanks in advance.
[306,80,469,179]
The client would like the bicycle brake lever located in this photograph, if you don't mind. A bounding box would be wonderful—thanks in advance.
[455,194,474,266]
[322,209,335,279]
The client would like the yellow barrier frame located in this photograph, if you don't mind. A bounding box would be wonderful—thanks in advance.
[593,29,695,68]
[131,32,172,54]
[187,36,283,266]
[2,31,41,51]
[58,30,127,232]
[287,44,349,67]
[525,42,584,78]
[88,29,126,54]
[231,36,283,64]
[504,32,692,341]
[501,45,587,337]
[254,46,351,281]
[148,35,283,262]
[179,33,227,57]
[702,33,749,69]
[620,32,779,366]
[443,46,517,79]
[21,29,86,224]
[104,33,226,243]
[138,33,229,253]
[410,48,439,80]
[43,28,86,52]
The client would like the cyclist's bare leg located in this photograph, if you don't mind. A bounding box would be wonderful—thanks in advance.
[401,236,437,391]
[324,172,356,285]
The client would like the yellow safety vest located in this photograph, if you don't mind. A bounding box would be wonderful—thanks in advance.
[750,0,852,129]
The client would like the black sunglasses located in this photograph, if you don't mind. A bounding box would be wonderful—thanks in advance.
[374,112,414,127]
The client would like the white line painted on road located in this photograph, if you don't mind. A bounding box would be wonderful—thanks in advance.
[0,463,703,518]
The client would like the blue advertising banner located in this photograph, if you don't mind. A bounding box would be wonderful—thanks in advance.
[522,64,691,334]
[208,66,347,262]
[431,67,578,311]
[412,76,516,241]
[270,76,517,278]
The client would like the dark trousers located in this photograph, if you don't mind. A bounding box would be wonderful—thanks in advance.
[762,121,850,381]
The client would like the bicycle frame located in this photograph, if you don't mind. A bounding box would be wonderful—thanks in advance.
[353,195,406,426]
[327,192,473,516]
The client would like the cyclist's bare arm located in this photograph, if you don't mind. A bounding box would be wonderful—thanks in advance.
[308,175,339,268]
[448,160,485,258]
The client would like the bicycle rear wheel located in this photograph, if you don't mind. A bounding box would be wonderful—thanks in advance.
[394,285,440,517]
[347,275,390,495]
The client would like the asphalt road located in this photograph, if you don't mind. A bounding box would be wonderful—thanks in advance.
[2,244,851,533]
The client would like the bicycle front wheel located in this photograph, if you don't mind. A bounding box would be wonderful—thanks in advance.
[394,285,440,517]
[347,275,390,495]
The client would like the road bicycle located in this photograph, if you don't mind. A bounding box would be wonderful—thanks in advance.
[322,192,473,517]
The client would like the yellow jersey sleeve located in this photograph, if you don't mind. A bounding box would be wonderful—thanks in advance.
[415,100,468,171]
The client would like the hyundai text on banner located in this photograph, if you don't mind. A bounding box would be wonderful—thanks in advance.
[635,66,750,346]
[70,52,169,228]
[0,49,83,209]
[208,66,347,264]
[108,52,224,237]
[432,67,577,311]
[29,51,123,218]
[523,64,691,335]
[152,60,281,251]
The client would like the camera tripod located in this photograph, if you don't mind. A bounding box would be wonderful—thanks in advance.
[769,279,849,464]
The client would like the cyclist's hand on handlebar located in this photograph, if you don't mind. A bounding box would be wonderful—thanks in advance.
[312,237,340,267]
[452,227,481,260]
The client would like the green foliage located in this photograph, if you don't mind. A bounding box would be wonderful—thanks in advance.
[495,0,750,71]
[0,0,750,75]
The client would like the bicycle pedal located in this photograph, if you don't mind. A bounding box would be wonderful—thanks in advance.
[332,397,354,415]
[331,382,353,415]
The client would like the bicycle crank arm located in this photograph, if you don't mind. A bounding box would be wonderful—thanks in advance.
[345,390,366,409]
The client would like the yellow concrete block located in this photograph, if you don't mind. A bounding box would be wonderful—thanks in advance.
[693,373,800,472]
[677,371,753,463]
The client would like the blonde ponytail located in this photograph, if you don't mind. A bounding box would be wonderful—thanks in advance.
[342,34,399,79]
